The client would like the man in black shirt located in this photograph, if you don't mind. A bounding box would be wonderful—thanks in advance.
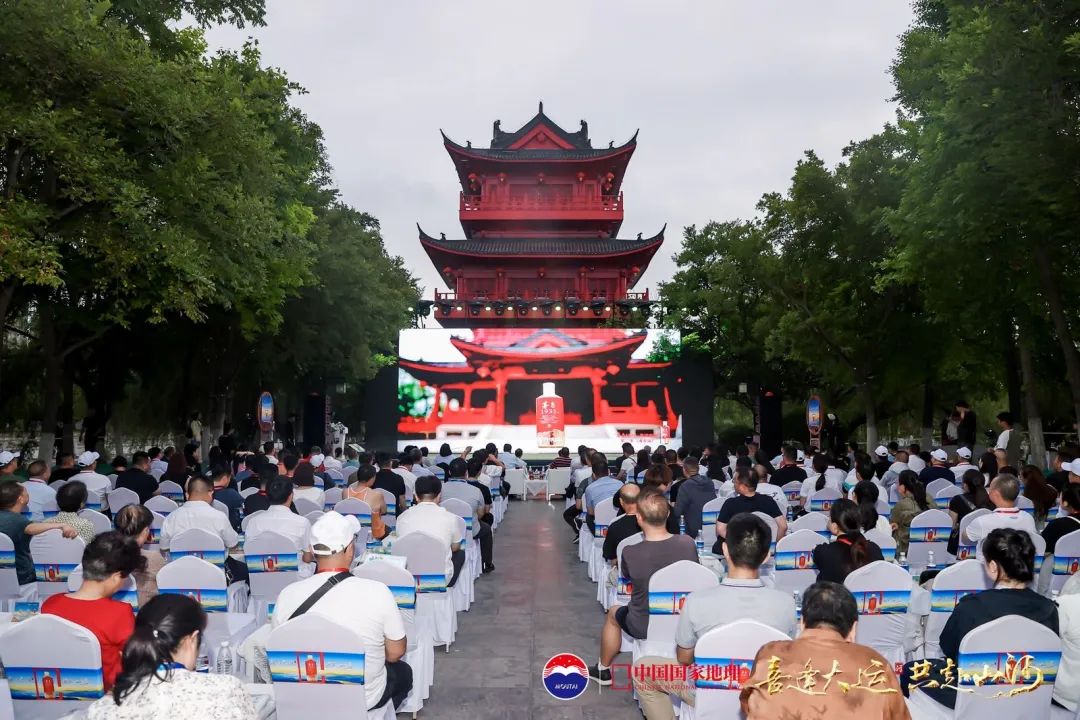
[1048,445,1079,493]
[771,445,808,487]
[373,450,406,515]
[603,484,642,562]
[919,449,955,485]
[712,467,786,553]
[114,451,159,504]
[50,452,80,483]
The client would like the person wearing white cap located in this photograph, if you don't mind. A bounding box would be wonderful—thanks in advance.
[871,446,891,481]
[920,449,955,485]
[1065,459,1080,487]
[951,447,978,481]
[70,451,111,495]
[271,511,412,711]
[0,450,20,481]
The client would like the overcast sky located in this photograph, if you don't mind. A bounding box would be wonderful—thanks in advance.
[203,2,914,320]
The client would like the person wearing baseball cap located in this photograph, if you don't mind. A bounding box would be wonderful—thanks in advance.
[271,511,412,711]
[0,450,20,483]
[871,446,891,481]
[951,447,978,481]
[1048,445,1080,492]
[920,449,954,485]
[1065,459,1080,486]
[70,451,111,495]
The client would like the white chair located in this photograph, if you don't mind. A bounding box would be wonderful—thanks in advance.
[772,529,827,595]
[211,499,230,516]
[788,511,830,539]
[634,560,719,659]
[589,501,620,583]
[926,478,956,498]
[875,498,891,517]
[909,615,1061,720]
[168,528,227,568]
[1049,529,1080,595]
[78,508,111,535]
[923,559,992,659]
[545,467,571,501]
[293,497,321,517]
[908,509,952,567]
[145,495,179,517]
[375,488,397,517]
[1017,494,1036,517]
[48,479,68,491]
[265,613,394,720]
[240,486,259,498]
[391,532,457,649]
[326,468,345,486]
[504,468,526,499]
[444,513,474,611]
[84,489,104,512]
[334,498,373,528]
[844,560,912,665]
[157,480,185,502]
[29,530,85,599]
[692,620,791,719]
[245,532,302,623]
[605,532,644,610]
[305,511,326,525]
[934,485,963,503]
[157,556,230,614]
[780,480,802,506]
[955,508,991,561]
[147,510,165,551]
[323,486,343,511]
[106,486,140,514]
[866,528,897,562]
[66,564,140,609]
[808,487,842,513]
[241,510,266,533]
[0,614,105,717]
[701,497,726,549]
[0,533,22,608]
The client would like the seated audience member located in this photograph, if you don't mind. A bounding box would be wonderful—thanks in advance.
[244,477,315,563]
[950,446,979,481]
[115,451,159,504]
[1055,572,1080,712]
[160,475,244,581]
[947,469,993,554]
[113,504,165,606]
[465,457,496,524]
[161,451,192,488]
[51,452,80,483]
[852,478,891,536]
[772,445,808,487]
[901,528,1057,709]
[961,473,1037,547]
[881,449,911,491]
[549,446,573,469]
[740,581,908,718]
[1021,463,1059,521]
[460,458,496,572]
[43,532,144,690]
[243,463,280,516]
[582,453,622,533]
[890,470,935,554]
[633,513,797,719]
[208,464,243,532]
[87,593,256,719]
[373,451,407,514]
[919,449,955,485]
[673,456,716,539]
[562,453,605,537]
[21,459,55,520]
[396,476,465,587]
[799,454,838,507]
[344,465,389,540]
[71,451,112,495]
[603,483,643,563]
[813,499,884,584]
[53,480,99,545]
[272,512,412,711]
[712,467,787,552]
[589,491,698,685]
[0,482,79,589]
[291,462,325,508]
[392,449,419,495]
[1044,484,1080,555]
[110,454,128,476]
[1048,446,1080,492]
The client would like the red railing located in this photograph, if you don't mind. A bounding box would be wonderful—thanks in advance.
[460,191,623,213]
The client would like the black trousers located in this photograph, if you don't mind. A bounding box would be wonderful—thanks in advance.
[372,660,413,710]
[476,521,493,565]
[225,556,249,584]
[447,548,466,587]
[563,506,581,534]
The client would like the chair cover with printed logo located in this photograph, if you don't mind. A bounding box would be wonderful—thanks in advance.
[0,532,22,605]
[156,480,185,502]
[106,487,139,514]
[954,508,992,562]
[77,509,111,536]
[391,532,456,648]
[334,498,373,529]
[545,467,571,501]
[910,615,1061,720]
[445,513,473,611]
[157,556,254,650]
[352,562,433,713]
[780,480,803,505]
[1049,529,1080,595]
[241,510,266,533]
[808,488,842,513]
[605,532,644,610]
[701,497,726,549]
[876,499,892,518]
[28,530,85,599]
[772,529,827,595]
[634,560,718,660]
[293,498,321,517]
[788,511,830,539]
[65,564,140,610]
[146,510,165,552]
[504,468,526,499]
[844,560,912,664]
[752,511,780,577]
[590,501,620,583]
[83,490,104,512]
[693,620,792,720]
[265,613,393,720]
[0,613,105,719]
[440,499,478,588]
[375,489,397,528]
[926,479,956,498]
[923,559,992,659]
[244,532,302,617]
[934,485,964,503]
[145,495,179,517]
[168,528,227,568]
[908,509,953,567]
[326,468,345,486]
[322,487,343,511]
[866,528,897,562]
[240,487,259,499]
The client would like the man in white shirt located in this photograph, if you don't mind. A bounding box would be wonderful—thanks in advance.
[69,451,112,495]
[149,447,169,479]
[391,451,418,495]
[907,444,927,474]
[271,512,411,712]
[617,443,636,481]
[799,455,840,506]
[160,475,239,552]
[498,443,525,470]
[963,474,1038,550]
[21,460,56,521]
[995,411,1022,467]
[881,450,910,491]
[244,476,314,565]
[396,476,465,587]
[951,446,978,480]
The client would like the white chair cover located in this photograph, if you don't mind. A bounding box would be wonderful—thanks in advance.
[391,532,456,648]
[240,487,259,498]
[504,469,526,498]
[606,532,644,610]
[145,495,179,517]
[77,509,111,536]
[322,487,343,510]
[305,511,326,525]
[84,490,104,512]
[106,487,139,514]
[907,509,952,566]
[147,510,165,551]
[375,488,397,517]
[293,498,321,517]
[923,559,992,659]
[545,468,571,500]
[334,498,373,529]
[156,480,185,502]
[635,560,719,659]
[157,556,230,614]
[693,620,791,719]
[808,487,842,513]
[844,560,912,664]
[1017,495,1036,517]
[772,529,827,595]
[245,532,302,621]
[444,514,473,611]
[589,502,620,583]
[28,530,85,599]
[926,479,956,498]
[0,614,105,718]
[0,533,21,603]
[66,565,140,610]
[955,508,991,561]
[780,481,802,506]
[934,485,963,503]
[1050,529,1080,594]
[701,497,726,548]
[875,499,891,517]
[168,528,227,568]
[866,528,897,562]
[788,512,830,539]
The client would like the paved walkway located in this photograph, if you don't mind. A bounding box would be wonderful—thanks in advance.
[421,499,640,719]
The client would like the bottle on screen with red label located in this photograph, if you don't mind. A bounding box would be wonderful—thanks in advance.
[536,382,565,448]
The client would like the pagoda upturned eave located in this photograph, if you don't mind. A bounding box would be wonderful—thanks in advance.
[441,131,637,163]
[418,226,664,261]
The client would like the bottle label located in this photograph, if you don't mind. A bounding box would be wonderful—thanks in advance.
[536,394,565,448]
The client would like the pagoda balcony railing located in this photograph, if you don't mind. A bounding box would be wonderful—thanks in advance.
[433,288,650,303]
[460,191,623,214]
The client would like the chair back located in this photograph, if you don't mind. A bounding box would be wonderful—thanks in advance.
[865,528,896,562]
[808,487,842,513]
[441,498,474,535]
[701,497,726,547]
[84,489,104,512]
[240,486,259,498]
[77,508,111,536]
[106,487,140,514]
[391,532,450,594]
[907,508,952,566]
[147,510,165,550]
[305,511,326,525]
[1016,494,1036,517]
[952,615,1060,720]
[145,495,179,517]
[934,485,963,502]
[375,488,397,516]
[693,620,792,719]
[168,527,227,568]
[875,499,891,517]
[66,565,140,610]
[926,478,955,498]
[788,511,830,539]
[643,560,719,654]
[211,499,230,516]
[266,613,371,720]
[29,530,85,598]
[593,500,619,538]
[0,614,105,711]
[924,560,992,658]
[353,562,417,616]
[1050,528,1080,594]
[245,532,302,603]
[546,467,571,497]
[614,532,644,605]
[49,479,68,491]
[0,532,21,600]
[323,487,343,510]
[504,468,526,497]
[844,560,912,664]
[955,508,992,560]
[780,480,802,503]
[241,510,266,533]
[752,512,778,542]
[157,480,185,502]
[157,556,228,612]
[773,529,828,595]
[326,468,345,484]
[293,497,321,517]
[333,498,372,528]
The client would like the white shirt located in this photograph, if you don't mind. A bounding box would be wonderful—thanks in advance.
[407,463,432,478]
[271,574,406,709]
[756,482,789,517]
[293,486,325,508]
[825,467,846,487]
[22,478,56,521]
[150,458,168,476]
[908,455,927,473]
[441,480,484,536]
[618,456,636,480]
[996,428,1012,451]
[69,469,111,495]
[951,462,978,480]
[392,466,417,493]
[499,452,525,469]
[160,500,238,550]
[964,506,1038,545]
[87,667,255,720]
[799,472,841,499]
[396,501,458,577]
[244,505,312,553]
[1054,584,1080,711]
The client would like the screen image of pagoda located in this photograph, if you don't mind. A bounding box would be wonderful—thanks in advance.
[397,328,703,454]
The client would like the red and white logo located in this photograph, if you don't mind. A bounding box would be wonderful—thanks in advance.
[542,653,588,700]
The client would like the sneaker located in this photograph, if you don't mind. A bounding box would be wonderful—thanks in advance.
[588,665,612,686]
[482,563,496,574]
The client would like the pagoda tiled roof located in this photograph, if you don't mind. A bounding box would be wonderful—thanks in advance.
[491,105,593,149]
[417,226,664,258]
[442,133,636,162]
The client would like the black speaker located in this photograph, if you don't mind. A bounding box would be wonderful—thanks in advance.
[758,389,783,459]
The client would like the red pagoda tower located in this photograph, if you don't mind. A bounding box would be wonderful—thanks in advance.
[419,103,664,327]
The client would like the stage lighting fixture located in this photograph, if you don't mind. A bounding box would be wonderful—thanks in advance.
[455,305,463,312]
[517,303,530,317]
[493,302,506,316]
[554,304,562,311]
[531,305,539,311]
[484,305,492,311]
[438,302,451,315]
[542,303,553,317]
[567,302,580,316]
[604,305,612,312]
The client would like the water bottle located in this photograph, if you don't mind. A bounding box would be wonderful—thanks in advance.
[679,516,687,535]
[196,649,210,673]
[695,530,704,553]
[214,641,233,675]
[896,551,907,567]
[927,551,936,568]
[793,590,802,614]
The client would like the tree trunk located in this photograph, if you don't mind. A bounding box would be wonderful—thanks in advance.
[0,283,14,403]
[61,372,75,456]
[1003,340,1022,421]
[1033,244,1080,429]
[37,304,61,460]
[860,383,878,450]
[920,382,935,449]
[1018,325,1047,469]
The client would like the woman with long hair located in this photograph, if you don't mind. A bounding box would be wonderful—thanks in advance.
[161,452,190,488]
[113,504,165,607]
[947,469,994,555]
[633,449,651,481]
[1022,464,1059,521]
[812,498,884,584]
[853,478,890,535]
[1044,485,1080,555]
[979,451,998,486]
[890,470,935,554]
[87,594,256,719]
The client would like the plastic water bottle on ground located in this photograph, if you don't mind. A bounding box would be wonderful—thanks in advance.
[695,530,704,553]
[214,641,234,675]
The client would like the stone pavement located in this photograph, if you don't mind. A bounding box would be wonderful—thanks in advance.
[418,499,642,719]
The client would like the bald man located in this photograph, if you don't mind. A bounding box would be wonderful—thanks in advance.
[602,483,642,563]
